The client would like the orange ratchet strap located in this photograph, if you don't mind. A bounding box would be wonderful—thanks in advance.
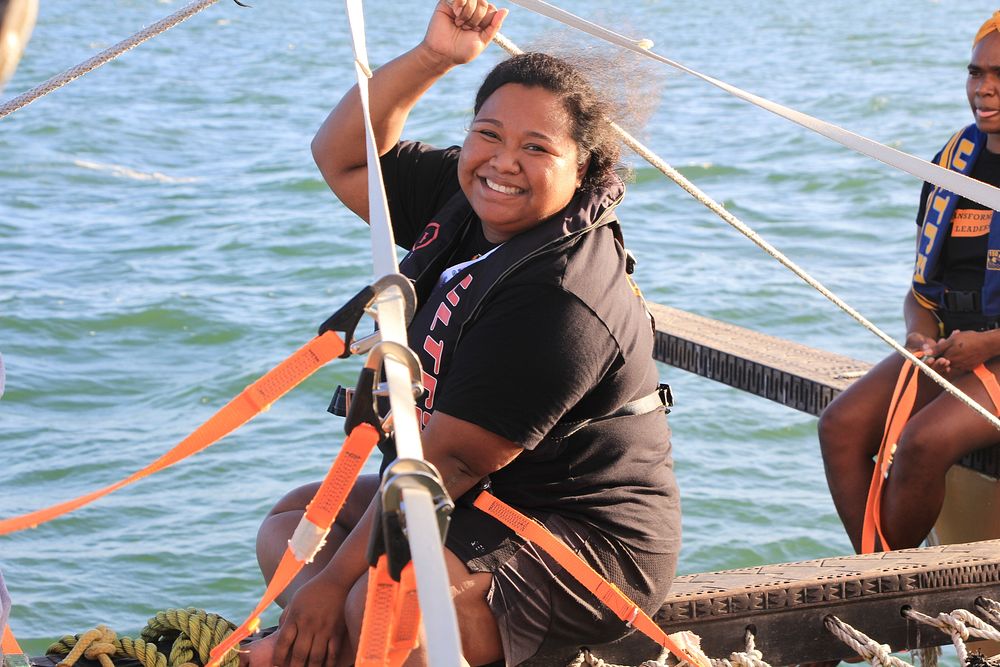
[861,357,920,553]
[473,492,710,667]
[0,331,346,536]
[2,624,23,656]
[861,358,1000,553]
[355,557,421,667]
[207,422,381,667]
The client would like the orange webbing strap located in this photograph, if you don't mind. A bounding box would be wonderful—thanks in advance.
[2,624,23,656]
[356,556,398,667]
[386,563,421,666]
[973,364,1000,415]
[473,492,710,667]
[861,358,1000,554]
[0,331,345,536]
[207,422,381,667]
[355,559,421,667]
[861,358,920,554]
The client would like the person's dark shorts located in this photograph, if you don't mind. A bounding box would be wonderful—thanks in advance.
[445,501,678,667]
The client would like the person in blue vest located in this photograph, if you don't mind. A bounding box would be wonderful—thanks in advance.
[819,11,1000,554]
[246,1,680,666]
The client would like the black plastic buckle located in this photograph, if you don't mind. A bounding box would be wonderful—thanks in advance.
[317,275,417,359]
[943,290,981,313]
[657,383,673,411]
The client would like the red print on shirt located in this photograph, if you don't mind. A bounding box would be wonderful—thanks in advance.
[419,274,473,426]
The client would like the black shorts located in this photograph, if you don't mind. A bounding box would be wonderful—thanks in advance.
[445,502,678,667]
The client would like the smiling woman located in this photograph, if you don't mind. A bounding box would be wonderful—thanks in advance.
[246,1,680,666]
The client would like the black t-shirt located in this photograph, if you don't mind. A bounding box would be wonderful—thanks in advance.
[380,141,680,553]
[917,147,1000,292]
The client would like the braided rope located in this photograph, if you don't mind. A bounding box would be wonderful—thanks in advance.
[904,607,1000,666]
[47,608,237,667]
[710,630,772,667]
[0,0,221,120]
[49,631,167,667]
[571,630,771,667]
[824,615,910,667]
[975,597,1000,629]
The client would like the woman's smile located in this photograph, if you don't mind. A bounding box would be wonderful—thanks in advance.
[458,83,587,243]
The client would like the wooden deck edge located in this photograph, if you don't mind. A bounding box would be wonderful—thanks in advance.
[647,301,1000,478]
[561,540,1000,666]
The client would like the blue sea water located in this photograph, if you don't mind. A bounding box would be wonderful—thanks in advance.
[1,0,998,658]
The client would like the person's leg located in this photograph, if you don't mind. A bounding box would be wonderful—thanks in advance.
[880,357,1000,549]
[817,353,937,551]
[256,474,380,607]
[343,548,500,667]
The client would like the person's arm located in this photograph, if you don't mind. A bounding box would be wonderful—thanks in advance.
[311,0,505,222]
[903,289,942,350]
[267,412,520,667]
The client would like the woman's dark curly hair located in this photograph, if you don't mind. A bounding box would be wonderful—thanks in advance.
[474,52,621,193]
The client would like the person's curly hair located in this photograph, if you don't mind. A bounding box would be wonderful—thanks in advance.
[474,52,622,193]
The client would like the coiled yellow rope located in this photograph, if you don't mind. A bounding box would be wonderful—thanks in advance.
[46,609,239,667]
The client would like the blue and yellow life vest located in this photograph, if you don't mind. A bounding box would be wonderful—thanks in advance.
[912,123,1000,316]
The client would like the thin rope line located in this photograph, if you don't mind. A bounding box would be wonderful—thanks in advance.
[502,0,1000,213]
[490,34,1000,431]
[0,0,221,120]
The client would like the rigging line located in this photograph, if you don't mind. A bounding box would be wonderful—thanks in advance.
[487,35,1000,431]
[342,1,463,664]
[501,0,1000,214]
[0,0,222,121]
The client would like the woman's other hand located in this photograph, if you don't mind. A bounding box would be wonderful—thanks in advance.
[263,575,351,667]
[422,0,506,68]
[930,329,998,374]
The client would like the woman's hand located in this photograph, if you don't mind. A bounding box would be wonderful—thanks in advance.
[253,575,351,667]
[421,0,506,69]
[930,329,996,374]
[905,331,951,373]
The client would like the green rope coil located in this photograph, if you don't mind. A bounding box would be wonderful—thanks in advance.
[46,609,238,667]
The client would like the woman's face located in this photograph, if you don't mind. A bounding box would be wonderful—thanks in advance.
[458,83,588,243]
[969,31,1000,145]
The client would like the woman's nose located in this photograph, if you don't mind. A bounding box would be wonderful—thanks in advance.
[491,146,520,173]
[979,73,999,96]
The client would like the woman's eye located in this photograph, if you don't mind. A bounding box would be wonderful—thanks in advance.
[524,144,546,153]
[476,129,499,140]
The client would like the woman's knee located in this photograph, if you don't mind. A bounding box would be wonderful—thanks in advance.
[818,394,860,460]
[894,422,953,479]
[266,481,323,517]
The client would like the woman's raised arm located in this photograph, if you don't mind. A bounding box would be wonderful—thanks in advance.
[311,0,505,222]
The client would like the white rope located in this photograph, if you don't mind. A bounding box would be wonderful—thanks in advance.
[489,29,1000,430]
[0,0,221,120]
[502,0,1000,213]
[341,1,462,665]
[975,597,1000,629]
[824,615,911,667]
[904,607,1000,666]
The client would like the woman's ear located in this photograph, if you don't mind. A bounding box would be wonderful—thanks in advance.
[576,156,591,188]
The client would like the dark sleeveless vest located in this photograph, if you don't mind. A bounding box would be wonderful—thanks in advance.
[913,123,1000,316]
[397,180,625,430]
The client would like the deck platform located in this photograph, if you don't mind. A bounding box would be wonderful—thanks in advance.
[648,301,1000,478]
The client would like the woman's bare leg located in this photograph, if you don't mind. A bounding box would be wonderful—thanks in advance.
[256,474,380,607]
[880,357,1000,549]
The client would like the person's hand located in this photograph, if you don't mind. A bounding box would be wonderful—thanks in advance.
[421,0,507,69]
[930,329,993,374]
[249,576,350,667]
[905,331,951,373]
